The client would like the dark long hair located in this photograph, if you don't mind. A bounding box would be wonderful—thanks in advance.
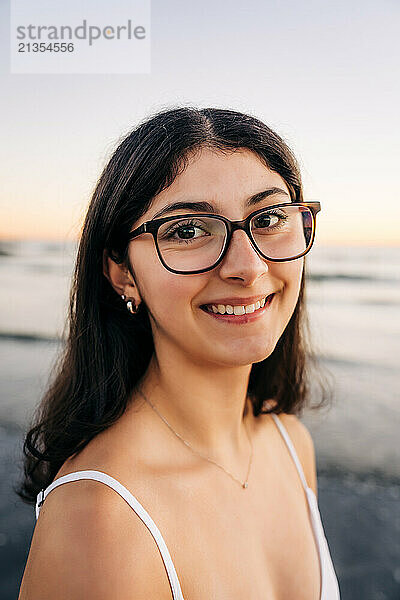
[16,105,333,505]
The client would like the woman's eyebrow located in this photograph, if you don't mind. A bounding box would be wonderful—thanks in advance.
[152,187,290,219]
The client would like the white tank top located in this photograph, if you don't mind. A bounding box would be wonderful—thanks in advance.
[35,413,341,599]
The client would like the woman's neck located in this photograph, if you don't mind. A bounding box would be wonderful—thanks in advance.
[134,347,255,465]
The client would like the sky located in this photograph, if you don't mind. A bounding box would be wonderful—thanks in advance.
[0,0,399,245]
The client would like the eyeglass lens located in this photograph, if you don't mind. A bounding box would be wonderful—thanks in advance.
[156,205,314,272]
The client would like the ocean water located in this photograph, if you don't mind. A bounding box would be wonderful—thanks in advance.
[306,244,400,370]
[0,239,399,476]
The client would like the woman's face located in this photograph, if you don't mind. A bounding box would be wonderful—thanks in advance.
[127,147,304,367]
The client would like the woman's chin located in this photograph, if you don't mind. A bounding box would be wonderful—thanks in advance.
[199,339,277,367]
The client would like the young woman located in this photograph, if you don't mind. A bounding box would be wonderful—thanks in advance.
[17,106,340,599]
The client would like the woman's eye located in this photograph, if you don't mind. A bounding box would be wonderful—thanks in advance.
[173,225,199,239]
[254,211,286,228]
[161,219,210,243]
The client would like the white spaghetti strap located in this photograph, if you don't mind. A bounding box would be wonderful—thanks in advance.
[35,470,185,600]
[270,414,341,599]
[306,487,341,599]
[270,413,309,491]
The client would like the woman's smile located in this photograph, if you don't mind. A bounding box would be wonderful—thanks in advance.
[199,292,276,324]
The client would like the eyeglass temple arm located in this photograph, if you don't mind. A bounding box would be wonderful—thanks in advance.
[303,201,321,215]
[128,222,148,241]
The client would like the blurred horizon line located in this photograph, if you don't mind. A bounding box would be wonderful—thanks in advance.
[0,235,399,248]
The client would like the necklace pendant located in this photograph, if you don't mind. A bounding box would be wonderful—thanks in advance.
[242,481,248,489]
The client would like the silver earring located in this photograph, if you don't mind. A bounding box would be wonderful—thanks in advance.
[121,294,139,314]
[127,300,139,314]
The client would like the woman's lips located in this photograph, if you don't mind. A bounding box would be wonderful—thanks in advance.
[200,293,275,324]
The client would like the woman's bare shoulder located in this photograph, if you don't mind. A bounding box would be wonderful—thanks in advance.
[18,473,173,600]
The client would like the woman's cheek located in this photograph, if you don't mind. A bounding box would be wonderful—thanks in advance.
[147,275,200,323]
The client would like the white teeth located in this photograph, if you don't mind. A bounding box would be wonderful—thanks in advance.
[206,295,271,316]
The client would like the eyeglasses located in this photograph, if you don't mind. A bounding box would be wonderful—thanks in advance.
[126,201,321,275]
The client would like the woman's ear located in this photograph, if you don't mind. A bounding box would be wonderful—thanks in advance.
[102,249,137,298]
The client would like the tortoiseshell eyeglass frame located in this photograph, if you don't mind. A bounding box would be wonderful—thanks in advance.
[123,201,321,275]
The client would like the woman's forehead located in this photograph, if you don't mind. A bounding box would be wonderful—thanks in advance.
[144,148,290,220]
[168,147,286,191]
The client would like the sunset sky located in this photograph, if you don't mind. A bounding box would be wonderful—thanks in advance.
[1,0,399,245]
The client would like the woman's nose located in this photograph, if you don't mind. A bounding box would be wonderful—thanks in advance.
[217,229,269,283]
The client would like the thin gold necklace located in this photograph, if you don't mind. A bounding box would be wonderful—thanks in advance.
[137,388,253,489]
